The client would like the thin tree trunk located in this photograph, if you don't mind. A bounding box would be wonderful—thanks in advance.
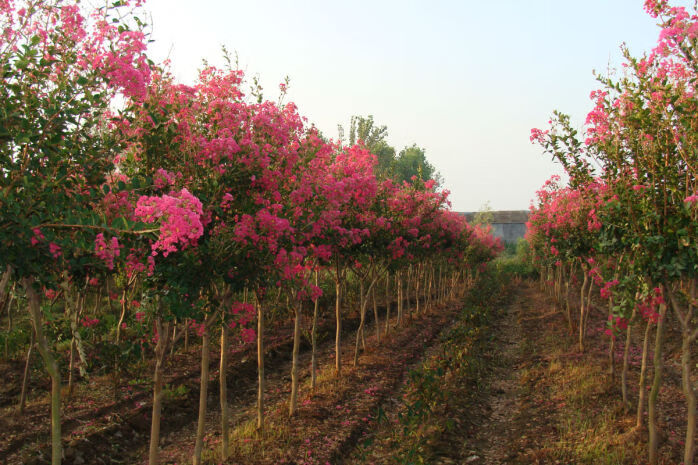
[148,317,171,465]
[257,301,265,429]
[0,265,12,308]
[621,308,636,407]
[5,282,15,359]
[415,264,421,316]
[668,283,697,465]
[113,288,128,400]
[637,316,652,428]
[648,302,667,465]
[116,288,128,343]
[335,275,342,376]
[23,278,62,465]
[608,296,616,378]
[311,271,319,392]
[396,271,403,326]
[680,332,697,465]
[18,328,35,413]
[425,263,431,308]
[565,262,574,333]
[372,285,380,344]
[170,324,177,357]
[579,271,589,352]
[289,303,302,416]
[405,266,412,317]
[384,273,391,335]
[192,325,211,465]
[354,280,366,366]
[581,280,593,351]
[220,322,229,460]
[68,336,76,398]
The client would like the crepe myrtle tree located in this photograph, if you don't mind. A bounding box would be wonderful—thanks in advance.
[530,2,698,463]
[0,0,156,463]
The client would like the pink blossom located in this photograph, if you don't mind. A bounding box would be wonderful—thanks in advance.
[240,328,256,343]
[153,168,176,189]
[81,317,99,328]
[30,227,45,246]
[48,242,62,259]
[95,233,121,269]
[134,188,204,257]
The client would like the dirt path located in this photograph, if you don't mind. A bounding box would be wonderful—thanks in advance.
[461,284,526,464]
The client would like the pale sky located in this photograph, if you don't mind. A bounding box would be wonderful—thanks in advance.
[143,0,672,212]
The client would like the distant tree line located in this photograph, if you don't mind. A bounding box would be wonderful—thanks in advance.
[338,115,442,185]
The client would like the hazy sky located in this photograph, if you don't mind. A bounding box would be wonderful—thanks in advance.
[143,0,670,212]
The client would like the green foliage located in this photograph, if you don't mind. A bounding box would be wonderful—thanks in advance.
[493,238,535,278]
[0,325,32,359]
[339,115,442,185]
[162,383,189,401]
[393,144,440,186]
[472,201,494,226]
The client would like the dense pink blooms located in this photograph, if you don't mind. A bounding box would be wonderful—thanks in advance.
[134,189,204,256]
[95,233,121,269]
[81,317,99,328]
[600,279,619,299]
[153,169,176,189]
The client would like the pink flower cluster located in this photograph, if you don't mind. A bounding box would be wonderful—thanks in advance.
[81,317,100,328]
[30,227,45,246]
[95,233,121,270]
[153,168,177,190]
[600,279,619,299]
[134,189,204,256]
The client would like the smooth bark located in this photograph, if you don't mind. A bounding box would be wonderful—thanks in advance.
[621,308,635,407]
[23,278,62,465]
[578,271,589,352]
[335,276,342,376]
[148,317,171,465]
[257,301,265,429]
[636,317,652,428]
[384,273,391,335]
[311,271,319,391]
[220,322,229,460]
[648,303,667,465]
[192,325,211,465]
[289,302,302,416]
[372,285,380,344]
[668,284,698,465]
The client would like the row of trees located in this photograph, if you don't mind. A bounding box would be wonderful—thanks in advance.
[0,1,502,464]
[528,1,697,464]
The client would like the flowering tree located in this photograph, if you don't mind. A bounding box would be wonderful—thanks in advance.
[530,2,698,463]
[0,0,155,462]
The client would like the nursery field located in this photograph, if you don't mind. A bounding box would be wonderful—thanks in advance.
[2,0,698,464]
[3,265,695,465]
